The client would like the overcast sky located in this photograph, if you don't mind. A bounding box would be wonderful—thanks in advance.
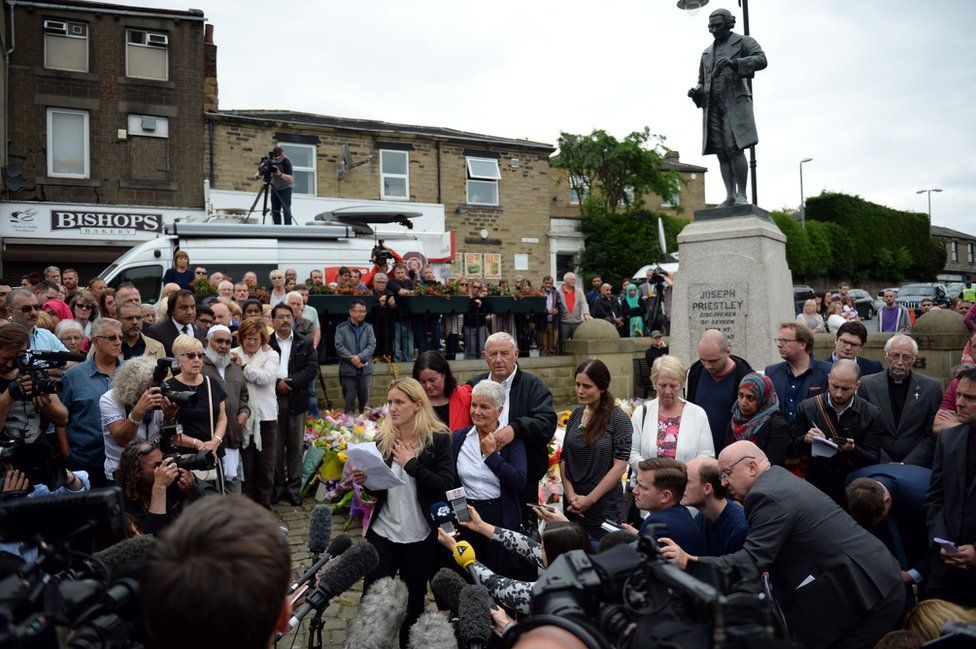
[127,0,974,232]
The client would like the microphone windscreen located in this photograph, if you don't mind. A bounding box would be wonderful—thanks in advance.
[327,533,352,558]
[319,541,379,599]
[93,534,157,580]
[307,504,333,555]
[430,501,454,524]
[452,541,475,569]
[457,585,493,649]
[430,567,467,617]
[408,611,459,649]
[344,577,408,649]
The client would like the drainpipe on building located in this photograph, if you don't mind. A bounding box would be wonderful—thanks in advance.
[2,1,15,167]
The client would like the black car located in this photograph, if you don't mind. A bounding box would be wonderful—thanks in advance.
[847,289,877,320]
[793,285,815,315]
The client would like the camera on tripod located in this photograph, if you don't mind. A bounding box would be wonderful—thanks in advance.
[8,349,76,401]
[257,149,284,182]
[371,239,394,267]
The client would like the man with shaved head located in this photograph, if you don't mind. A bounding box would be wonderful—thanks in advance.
[686,329,754,454]
[683,456,747,555]
[660,441,904,648]
[792,358,884,504]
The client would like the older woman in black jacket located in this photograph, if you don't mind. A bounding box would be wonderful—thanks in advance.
[352,377,455,648]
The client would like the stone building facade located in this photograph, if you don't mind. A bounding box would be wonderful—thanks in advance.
[1,0,210,279]
[206,110,557,282]
[932,225,976,282]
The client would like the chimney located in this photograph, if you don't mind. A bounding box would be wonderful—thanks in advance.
[664,150,680,162]
[203,24,218,112]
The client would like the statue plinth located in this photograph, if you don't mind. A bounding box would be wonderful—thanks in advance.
[694,203,771,223]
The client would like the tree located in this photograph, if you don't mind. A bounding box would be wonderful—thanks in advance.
[554,128,683,214]
[577,209,687,287]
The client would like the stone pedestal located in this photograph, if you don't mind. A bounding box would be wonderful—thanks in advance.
[670,206,794,371]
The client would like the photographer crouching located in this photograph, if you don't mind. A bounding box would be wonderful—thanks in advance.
[252,145,295,225]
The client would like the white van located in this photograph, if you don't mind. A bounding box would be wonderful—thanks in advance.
[98,212,453,302]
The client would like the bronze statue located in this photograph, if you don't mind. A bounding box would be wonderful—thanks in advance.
[689,8,767,207]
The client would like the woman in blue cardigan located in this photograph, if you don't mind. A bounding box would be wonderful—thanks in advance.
[451,379,527,579]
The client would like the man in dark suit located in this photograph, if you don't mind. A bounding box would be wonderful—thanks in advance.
[202,325,250,494]
[268,303,318,506]
[858,334,941,466]
[661,442,904,649]
[846,463,933,601]
[925,366,976,606]
[467,332,556,534]
[146,289,206,356]
[827,321,883,376]
[627,457,704,555]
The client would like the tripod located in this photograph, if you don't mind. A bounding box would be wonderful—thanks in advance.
[246,177,292,225]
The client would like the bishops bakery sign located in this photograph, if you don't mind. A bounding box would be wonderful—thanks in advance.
[51,210,163,235]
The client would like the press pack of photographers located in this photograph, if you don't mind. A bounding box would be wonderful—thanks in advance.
[252,146,294,226]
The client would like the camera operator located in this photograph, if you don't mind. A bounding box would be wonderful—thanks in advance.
[0,324,68,460]
[59,317,123,488]
[252,145,294,226]
[113,438,208,536]
[100,356,179,482]
[0,466,89,562]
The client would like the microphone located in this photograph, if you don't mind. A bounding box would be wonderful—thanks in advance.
[457,585,493,649]
[407,611,459,649]
[307,504,333,558]
[451,541,480,585]
[92,535,157,580]
[288,534,352,595]
[286,541,379,631]
[343,577,408,649]
[430,567,468,617]
[431,501,455,536]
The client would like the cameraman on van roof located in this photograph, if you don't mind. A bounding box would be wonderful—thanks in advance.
[252,145,295,226]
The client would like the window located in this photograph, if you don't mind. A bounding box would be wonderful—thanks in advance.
[380,150,409,200]
[127,114,169,138]
[108,265,164,303]
[46,108,89,178]
[952,241,959,263]
[126,28,168,80]
[44,19,88,72]
[279,143,316,195]
[556,253,576,280]
[466,157,500,206]
[969,243,974,264]
[661,192,681,208]
[568,174,588,205]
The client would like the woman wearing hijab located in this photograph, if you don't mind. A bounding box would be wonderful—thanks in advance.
[623,283,645,338]
[723,372,791,466]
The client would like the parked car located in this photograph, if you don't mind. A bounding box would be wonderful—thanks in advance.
[847,288,877,320]
[895,283,949,311]
[945,282,966,301]
[793,285,815,315]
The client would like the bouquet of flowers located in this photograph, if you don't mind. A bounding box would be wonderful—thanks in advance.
[302,406,387,509]
[539,409,573,504]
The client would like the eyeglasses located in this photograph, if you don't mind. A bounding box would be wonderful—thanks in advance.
[74,303,92,310]
[183,352,205,359]
[18,304,39,313]
[720,456,756,479]
[837,338,863,349]
[195,270,208,275]
[773,337,797,344]
[137,439,159,454]
[886,352,916,362]
[97,335,124,342]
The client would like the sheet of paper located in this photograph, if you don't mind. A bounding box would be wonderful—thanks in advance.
[811,436,838,458]
[796,575,816,589]
[345,442,405,490]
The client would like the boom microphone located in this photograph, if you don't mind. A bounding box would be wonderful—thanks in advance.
[307,504,333,557]
[288,534,352,595]
[286,541,379,631]
[431,567,468,617]
[92,534,157,581]
[407,611,459,649]
[451,541,480,585]
[344,577,408,649]
[457,585,493,649]
[30,349,87,363]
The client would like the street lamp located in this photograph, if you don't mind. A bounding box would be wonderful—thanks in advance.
[916,188,942,219]
[676,0,709,13]
[799,158,813,228]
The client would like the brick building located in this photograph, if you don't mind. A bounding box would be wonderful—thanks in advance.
[932,225,976,282]
[0,0,211,279]
[205,109,557,282]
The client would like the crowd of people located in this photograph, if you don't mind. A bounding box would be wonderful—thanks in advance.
[3,260,976,649]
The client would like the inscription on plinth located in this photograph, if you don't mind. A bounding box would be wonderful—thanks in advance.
[689,283,748,348]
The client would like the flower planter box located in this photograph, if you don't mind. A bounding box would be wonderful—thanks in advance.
[307,295,374,317]
[398,295,471,315]
[483,296,546,314]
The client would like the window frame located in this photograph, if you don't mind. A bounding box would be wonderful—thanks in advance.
[379,149,410,201]
[465,156,500,206]
[279,143,317,196]
[952,241,959,263]
[43,19,89,73]
[568,174,588,205]
[969,243,974,264]
[46,108,90,179]
[125,28,170,81]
